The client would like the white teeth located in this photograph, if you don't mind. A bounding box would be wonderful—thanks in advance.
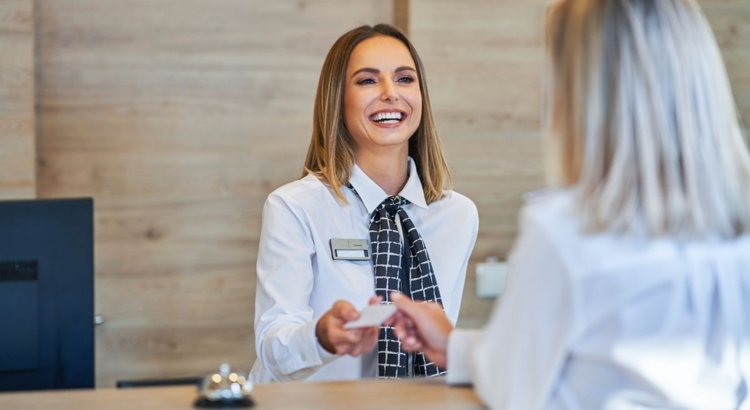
[371,112,404,122]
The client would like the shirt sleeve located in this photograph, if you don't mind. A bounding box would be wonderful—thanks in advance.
[253,193,338,382]
[447,200,479,324]
[459,209,578,410]
[446,329,482,384]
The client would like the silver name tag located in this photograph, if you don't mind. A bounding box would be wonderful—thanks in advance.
[330,239,370,261]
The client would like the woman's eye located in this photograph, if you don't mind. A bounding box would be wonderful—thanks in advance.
[357,78,376,85]
[398,76,415,84]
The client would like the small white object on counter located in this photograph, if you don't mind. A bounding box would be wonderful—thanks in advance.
[475,257,508,298]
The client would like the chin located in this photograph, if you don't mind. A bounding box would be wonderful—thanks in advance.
[371,135,412,147]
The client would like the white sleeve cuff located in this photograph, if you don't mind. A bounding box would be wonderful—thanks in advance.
[266,319,341,380]
[311,317,339,365]
[446,329,482,385]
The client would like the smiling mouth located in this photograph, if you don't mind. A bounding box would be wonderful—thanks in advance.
[370,111,405,124]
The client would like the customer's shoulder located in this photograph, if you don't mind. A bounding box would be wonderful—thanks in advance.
[516,189,591,269]
[517,189,673,280]
[519,189,576,230]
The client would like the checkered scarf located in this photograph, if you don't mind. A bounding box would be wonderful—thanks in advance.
[368,195,445,378]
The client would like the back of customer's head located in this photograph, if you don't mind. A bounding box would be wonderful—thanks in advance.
[545,0,750,239]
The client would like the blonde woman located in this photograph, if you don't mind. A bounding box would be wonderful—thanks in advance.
[249,24,478,383]
[388,0,750,408]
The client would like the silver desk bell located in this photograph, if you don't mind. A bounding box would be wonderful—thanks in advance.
[194,364,255,408]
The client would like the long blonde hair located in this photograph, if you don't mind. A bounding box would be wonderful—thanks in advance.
[546,0,750,238]
[303,24,451,204]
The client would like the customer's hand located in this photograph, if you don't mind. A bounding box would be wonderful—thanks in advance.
[384,292,453,368]
[315,296,382,356]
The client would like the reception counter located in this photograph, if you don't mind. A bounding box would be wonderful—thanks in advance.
[0,377,484,409]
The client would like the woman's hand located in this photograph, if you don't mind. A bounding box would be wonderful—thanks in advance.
[384,292,453,368]
[315,296,382,356]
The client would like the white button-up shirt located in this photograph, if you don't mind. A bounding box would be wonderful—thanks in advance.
[251,158,478,383]
[447,189,750,409]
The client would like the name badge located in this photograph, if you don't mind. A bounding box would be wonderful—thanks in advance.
[330,239,370,261]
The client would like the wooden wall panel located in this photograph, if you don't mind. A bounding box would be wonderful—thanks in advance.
[0,0,35,199]
[36,0,393,387]
[411,0,750,328]
[701,0,750,124]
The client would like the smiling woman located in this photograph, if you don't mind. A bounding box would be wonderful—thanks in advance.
[249,24,478,383]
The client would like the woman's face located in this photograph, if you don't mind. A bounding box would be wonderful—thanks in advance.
[343,35,422,155]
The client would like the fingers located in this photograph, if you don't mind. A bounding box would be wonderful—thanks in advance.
[390,292,421,318]
[326,297,393,357]
[326,299,378,356]
[344,330,365,356]
[349,327,379,357]
[331,300,359,322]
[393,324,418,348]
[400,312,417,332]
[388,292,454,358]
[329,329,361,354]
[329,295,451,358]
[401,334,423,351]
[336,326,379,357]
[391,314,420,349]
[382,310,401,327]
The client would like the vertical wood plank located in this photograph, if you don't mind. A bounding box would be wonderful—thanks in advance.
[0,0,35,199]
[393,0,409,35]
[700,0,750,127]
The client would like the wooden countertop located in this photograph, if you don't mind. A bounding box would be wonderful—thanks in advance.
[0,377,484,410]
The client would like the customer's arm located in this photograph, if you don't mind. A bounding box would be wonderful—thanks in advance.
[454,210,578,409]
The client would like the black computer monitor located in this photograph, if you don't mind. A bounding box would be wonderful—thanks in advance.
[0,198,94,391]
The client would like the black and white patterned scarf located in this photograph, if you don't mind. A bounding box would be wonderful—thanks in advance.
[352,187,445,378]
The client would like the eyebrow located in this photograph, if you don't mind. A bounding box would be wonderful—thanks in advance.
[351,66,417,78]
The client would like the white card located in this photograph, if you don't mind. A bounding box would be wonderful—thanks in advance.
[343,304,397,329]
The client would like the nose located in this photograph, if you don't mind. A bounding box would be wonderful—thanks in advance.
[380,79,398,103]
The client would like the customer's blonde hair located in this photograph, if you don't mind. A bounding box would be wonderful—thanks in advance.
[546,0,750,238]
[303,24,451,204]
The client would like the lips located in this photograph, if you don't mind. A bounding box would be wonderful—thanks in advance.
[369,110,406,125]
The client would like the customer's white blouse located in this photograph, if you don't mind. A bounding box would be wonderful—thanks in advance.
[251,158,478,383]
[448,190,750,410]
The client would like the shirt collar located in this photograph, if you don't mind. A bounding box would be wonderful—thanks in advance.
[348,157,429,213]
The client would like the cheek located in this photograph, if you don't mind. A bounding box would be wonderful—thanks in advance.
[344,90,373,122]
[343,91,361,129]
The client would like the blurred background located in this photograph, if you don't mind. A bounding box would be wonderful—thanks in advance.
[0,0,747,387]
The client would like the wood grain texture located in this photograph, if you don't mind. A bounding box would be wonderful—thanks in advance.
[700,0,750,125]
[0,378,483,410]
[35,0,393,387]
[411,0,750,328]
[0,0,35,199]
[393,0,409,35]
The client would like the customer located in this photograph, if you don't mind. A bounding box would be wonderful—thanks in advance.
[387,0,750,408]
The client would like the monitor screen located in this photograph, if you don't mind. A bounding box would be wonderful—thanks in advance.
[0,198,94,391]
